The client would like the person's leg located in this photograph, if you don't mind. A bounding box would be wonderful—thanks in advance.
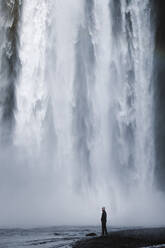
[105,223,108,235]
[102,222,104,236]
[102,223,106,236]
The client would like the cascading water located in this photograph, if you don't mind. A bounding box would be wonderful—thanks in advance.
[0,0,164,226]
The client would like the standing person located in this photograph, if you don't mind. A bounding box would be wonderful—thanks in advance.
[101,207,108,236]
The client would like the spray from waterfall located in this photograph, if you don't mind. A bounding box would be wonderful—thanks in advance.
[0,0,164,227]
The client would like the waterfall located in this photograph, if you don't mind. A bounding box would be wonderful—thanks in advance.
[0,0,161,226]
[108,0,155,191]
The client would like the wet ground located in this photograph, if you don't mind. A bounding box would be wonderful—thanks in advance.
[1,226,165,248]
[73,227,165,248]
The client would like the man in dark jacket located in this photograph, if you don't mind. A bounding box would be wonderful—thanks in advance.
[101,207,108,236]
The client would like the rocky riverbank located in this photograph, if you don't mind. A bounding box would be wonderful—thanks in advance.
[72,227,165,248]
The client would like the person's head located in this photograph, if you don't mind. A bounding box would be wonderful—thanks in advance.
[102,207,105,211]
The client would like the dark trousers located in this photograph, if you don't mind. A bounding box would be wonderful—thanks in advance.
[102,222,108,236]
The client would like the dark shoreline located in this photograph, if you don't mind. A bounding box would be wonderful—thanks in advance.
[72,227,165,248]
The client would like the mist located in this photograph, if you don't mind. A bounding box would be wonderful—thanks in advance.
[0,0,165,228]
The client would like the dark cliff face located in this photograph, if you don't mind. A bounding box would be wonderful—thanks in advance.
[156,1,165,51]
[154,0,165,190]
[0,0,21,143]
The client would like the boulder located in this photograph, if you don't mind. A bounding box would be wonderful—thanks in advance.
[86,233,97,237]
